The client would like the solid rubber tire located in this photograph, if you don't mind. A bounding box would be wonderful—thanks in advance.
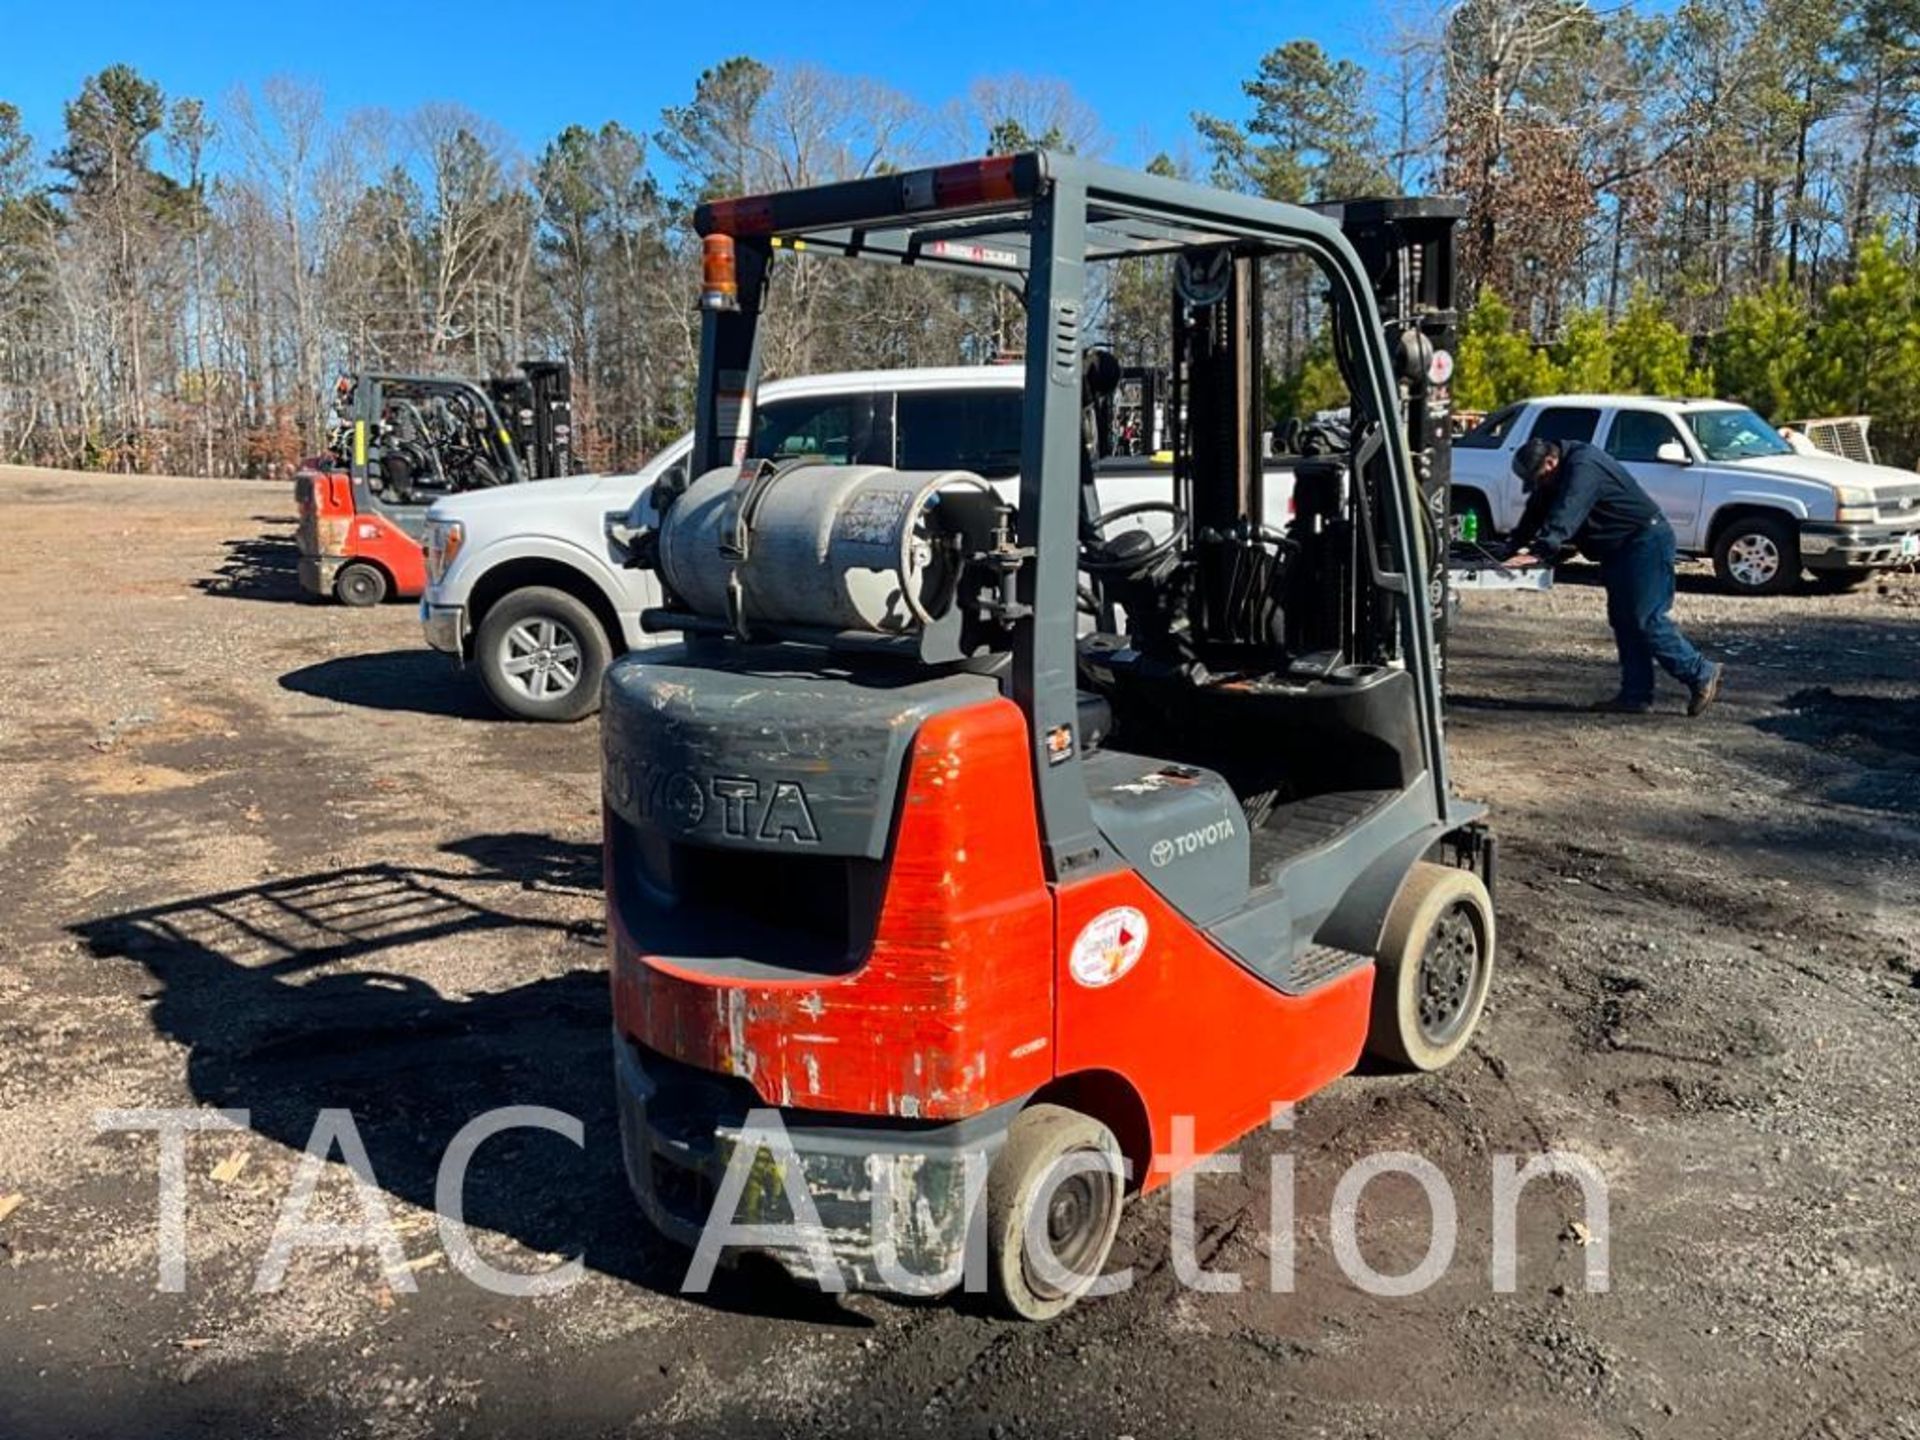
[1366,861,1496,1072]
[985,1103,1125,1322]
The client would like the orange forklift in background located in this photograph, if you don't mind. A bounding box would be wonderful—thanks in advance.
[294,363,572,605]
[605,154,1490,1318]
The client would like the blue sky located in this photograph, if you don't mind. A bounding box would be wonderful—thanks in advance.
[3,0,1385,174]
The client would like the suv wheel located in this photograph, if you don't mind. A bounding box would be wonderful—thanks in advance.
[1711,513,1799,596]
[475,586,611,722]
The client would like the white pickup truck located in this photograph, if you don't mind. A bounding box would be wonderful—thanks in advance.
[420,365,1300,720]
[1450,394,1920,595]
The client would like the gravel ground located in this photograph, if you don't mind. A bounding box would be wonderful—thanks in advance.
[0,463,1916,1439]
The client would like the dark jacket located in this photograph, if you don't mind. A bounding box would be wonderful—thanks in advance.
[1514,440,1666,561]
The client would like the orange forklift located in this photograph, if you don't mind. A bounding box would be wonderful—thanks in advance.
[294,364,571,605]
[604,154,1490,1317]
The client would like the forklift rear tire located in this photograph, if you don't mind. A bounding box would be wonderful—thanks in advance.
[475,586,611,723]
[986,1104,1125,1322]
[1366,861,1495,1073]
[334,562,388,607]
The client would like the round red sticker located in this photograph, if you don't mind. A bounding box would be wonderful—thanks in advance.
[1069,906,1149,988]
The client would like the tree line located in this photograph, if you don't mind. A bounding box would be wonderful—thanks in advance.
[2,0,1917,478]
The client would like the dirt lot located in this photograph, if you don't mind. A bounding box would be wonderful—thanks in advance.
[1,462,1916,1439]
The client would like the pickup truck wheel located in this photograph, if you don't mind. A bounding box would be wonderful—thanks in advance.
[475,587,610,722]
[1711,514,1799,596]
[334,562,388,607]
[1366,862,1496,1073]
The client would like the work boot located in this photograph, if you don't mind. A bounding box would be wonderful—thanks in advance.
[1589,695,1653,715]
[1688,662,1724,718]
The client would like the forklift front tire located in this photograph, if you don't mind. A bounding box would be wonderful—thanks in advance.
[334,562,388,608]
[1366,861,1495,1072]
[986,1104,1125,1322]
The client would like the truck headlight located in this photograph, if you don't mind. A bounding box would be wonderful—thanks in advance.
[1834,485,1876,523]
[425,519,465,581]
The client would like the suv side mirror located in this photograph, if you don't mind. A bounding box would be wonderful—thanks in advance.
[1655,440,1689,465]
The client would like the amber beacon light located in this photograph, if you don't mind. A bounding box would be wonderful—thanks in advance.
[700,234,740,311]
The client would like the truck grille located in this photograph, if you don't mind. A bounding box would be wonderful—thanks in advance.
[1873,483,1920,524]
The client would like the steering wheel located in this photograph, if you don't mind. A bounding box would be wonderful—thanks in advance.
[1080,501,1190,575]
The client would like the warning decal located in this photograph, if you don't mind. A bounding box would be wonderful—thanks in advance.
[1069,906,1149,989]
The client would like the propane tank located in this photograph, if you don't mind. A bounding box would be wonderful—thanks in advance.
[657,462,986,635]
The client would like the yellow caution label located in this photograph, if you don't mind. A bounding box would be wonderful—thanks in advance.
[353,420,367,467]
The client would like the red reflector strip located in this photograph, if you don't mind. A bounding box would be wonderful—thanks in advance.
[704,196,775,236]
[930,156,1019,210]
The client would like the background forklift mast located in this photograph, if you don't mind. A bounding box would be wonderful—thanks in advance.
[294,363,572,606]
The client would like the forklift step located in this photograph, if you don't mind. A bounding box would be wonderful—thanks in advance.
[1247,788,1394,878]
[1287,941,1374,994]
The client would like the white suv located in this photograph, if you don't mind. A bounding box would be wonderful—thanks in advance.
[1451,394,1920,595]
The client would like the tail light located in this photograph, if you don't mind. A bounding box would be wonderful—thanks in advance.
[702,196,774,237]
[903,156,1021,214]
[929,156,1019,209]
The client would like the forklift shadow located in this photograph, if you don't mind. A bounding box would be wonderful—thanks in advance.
[71,846,863,1327]
[440,831,603,894]
[279,649,497,720]
[198,518,308,603]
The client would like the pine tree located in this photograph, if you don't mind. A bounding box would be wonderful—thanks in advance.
[1610,287,1714,395]
[1554,310,1615,392]
[1806,226,1920,460]
[1455,288,1562,409]
[1712,281,1813,417]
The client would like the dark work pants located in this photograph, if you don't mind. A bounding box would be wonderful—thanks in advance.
[1599,521,1709,703]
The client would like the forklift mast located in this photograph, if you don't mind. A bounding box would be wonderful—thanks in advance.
[486,361,575,479]
[1317,198,1466,661]
[1163,201,1463,673]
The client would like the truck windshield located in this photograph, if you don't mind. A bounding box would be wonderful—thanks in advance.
[1684,407,1794,461]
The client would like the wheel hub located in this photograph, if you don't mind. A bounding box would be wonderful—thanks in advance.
[499,618,583,700]
[1023,1160,1116,1301]
[1727,533,1781,587]
[1416,903,1482,1045]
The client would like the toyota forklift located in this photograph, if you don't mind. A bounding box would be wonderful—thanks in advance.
[294,363,572,605]
[603,154,1493,1318]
